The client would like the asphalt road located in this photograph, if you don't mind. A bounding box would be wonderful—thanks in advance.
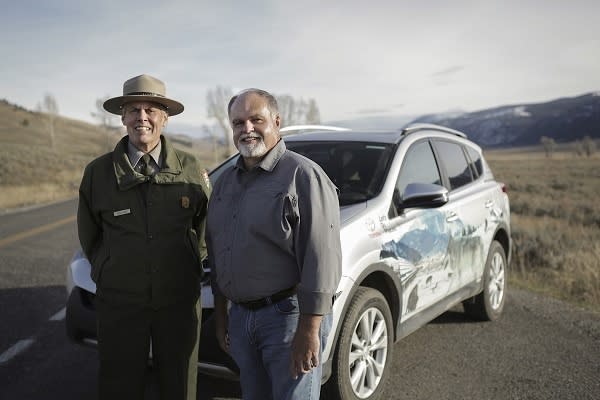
[0,199,598,400]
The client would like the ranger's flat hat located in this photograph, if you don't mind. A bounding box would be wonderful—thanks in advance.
[103,74,184,116]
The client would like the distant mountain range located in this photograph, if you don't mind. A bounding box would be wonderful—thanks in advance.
[4,91,600,150]
[409,92,600,147]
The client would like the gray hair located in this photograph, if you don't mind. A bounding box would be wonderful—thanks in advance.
[227,88,279,117]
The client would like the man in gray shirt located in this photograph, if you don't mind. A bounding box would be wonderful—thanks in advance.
[206,88,341,400]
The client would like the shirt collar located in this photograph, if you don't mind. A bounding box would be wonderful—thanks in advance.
[128,140,162,168]
[235,139,286,172]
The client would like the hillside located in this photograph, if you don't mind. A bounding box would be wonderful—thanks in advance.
[412,92,600,147]
[0,100,217,210]
[2,92,600,209]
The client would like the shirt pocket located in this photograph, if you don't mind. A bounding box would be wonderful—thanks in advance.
[242,187,296,241]
[100,206,139,236]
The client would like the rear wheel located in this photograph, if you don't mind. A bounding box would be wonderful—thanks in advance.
[463,240,507,321]
[324,287,393,400]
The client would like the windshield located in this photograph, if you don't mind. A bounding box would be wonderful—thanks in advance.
[209,141,395,206]
[286,141,394,206]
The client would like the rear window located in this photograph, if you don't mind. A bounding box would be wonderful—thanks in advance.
[286,141,394,206]
[433,140,474,190]
[466,146,483,177]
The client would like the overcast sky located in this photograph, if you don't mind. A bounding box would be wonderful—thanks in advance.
[2,0,599,133]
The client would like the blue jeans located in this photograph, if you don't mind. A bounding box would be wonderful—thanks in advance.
[228,295,332,400]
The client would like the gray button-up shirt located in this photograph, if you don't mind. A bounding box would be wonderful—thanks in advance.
[206,139,342,315]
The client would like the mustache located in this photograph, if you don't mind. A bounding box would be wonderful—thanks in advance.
[239,133,263,141]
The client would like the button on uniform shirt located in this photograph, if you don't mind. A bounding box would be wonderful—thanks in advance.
[206,140,342,315]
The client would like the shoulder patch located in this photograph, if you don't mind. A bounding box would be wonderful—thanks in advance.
[201,169,211,191]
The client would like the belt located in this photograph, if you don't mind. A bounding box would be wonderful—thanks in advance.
[236,286,297,310]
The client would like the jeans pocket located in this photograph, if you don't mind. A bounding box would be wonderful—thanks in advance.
[273,296,298,314]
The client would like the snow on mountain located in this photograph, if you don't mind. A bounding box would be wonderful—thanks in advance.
[410,93,600,147]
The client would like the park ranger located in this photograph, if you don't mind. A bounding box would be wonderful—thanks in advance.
[77,74,210,400]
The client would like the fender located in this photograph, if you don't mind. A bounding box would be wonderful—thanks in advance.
[322,261,403,383]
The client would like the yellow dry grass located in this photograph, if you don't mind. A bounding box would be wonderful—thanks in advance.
[486,150,600,311]
[0,100,218,210]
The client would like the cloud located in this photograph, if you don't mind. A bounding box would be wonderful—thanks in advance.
[431,66,465,77]
[2,0,600,133]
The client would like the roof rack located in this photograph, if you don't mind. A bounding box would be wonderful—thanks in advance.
[401,123,467,138]
[280,125,351,135]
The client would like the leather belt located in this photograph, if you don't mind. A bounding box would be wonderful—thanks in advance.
[237,286,297,310]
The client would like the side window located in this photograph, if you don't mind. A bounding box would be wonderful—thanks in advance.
[466,146,483,178]
[434,140,474,190]
[396,141,442,197]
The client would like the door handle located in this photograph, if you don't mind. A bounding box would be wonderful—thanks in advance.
[485,200,494,208]
[446,212,458,222]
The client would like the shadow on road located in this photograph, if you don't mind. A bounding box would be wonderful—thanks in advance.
[143,368,242,399]
[430,309,481,325]
[0,285,67,350]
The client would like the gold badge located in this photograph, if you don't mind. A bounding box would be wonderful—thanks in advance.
[181,196,190,209]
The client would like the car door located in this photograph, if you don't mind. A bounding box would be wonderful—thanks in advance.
[431,139,489,291]
[380,139,455,320]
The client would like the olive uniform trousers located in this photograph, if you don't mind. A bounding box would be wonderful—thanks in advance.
[96,296,201,400]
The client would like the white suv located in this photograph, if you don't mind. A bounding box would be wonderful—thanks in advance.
[66,123,511,400]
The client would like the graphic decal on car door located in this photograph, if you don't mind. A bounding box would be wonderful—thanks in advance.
[380,209,482,320]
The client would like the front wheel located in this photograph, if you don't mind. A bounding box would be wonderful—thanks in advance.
[463,240,507,321]
[324,287,393,400]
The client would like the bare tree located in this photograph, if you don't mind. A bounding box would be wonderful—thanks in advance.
[91,96,119,151]
[206,86,234,156]
[205,86,322,152]
[582,136,596,157]
[38,93,59,149]
[277,95,296,126]
[294,98,308,125]
[573,140,584,157]
[540,136,556,158]
[305,99,321,124]
[276,95,320,127]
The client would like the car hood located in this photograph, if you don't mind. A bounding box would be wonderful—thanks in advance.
[340,202,367,225]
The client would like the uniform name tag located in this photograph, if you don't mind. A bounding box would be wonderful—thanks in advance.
[113,208,131,217]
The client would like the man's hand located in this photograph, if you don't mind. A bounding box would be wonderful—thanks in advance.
[214,294,230,353]
[290,314,323,379]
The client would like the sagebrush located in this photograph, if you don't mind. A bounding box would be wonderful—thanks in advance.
[486,150,600,311]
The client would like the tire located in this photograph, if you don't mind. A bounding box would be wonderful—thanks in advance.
[463,240,507,321]
[323,287,393,400]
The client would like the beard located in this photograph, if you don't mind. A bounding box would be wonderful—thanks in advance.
[237,134,268,158]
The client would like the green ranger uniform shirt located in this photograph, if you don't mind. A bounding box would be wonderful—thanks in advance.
[78,135,211,308]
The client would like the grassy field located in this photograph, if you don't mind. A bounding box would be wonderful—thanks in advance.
[485,149,600,312]
[0,100,218,210]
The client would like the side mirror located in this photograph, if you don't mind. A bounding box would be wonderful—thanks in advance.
[394,183,448,212]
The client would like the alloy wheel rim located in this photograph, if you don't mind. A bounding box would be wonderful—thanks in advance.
[488,252,505,310]
[348,307,388,398]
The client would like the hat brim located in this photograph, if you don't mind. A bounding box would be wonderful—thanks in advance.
[103,95,184,116]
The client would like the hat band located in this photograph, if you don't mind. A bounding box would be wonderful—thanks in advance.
[125,91,166,98]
